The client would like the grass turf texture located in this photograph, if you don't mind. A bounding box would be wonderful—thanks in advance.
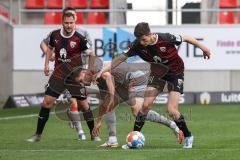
[0,104,240,160]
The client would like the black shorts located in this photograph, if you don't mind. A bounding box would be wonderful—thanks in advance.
[147,73,184,94]
[45,76,87,100]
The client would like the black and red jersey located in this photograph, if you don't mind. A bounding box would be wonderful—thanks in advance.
[123,33,184,75]
[46,28,91,79]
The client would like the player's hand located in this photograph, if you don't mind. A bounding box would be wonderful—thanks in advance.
[203,48,211,59]
[92,121,102,137]
[44,65,50,76]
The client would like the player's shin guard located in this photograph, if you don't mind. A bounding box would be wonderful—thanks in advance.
[174,115,191,137]
[105,112,117,137]
[83,107,94,134]
[133,112,147,131]
[36,106,50,135]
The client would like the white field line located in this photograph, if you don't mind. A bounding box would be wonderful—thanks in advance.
[0,112,57,121]
[0,148,239,152]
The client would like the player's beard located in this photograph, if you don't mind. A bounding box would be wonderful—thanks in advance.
[64,27,73,36]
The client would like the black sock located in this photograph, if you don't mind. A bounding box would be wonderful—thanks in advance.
[36,107,50,135]
[83,108,94,135]
[174,115,191,137]
[133,112,147,131]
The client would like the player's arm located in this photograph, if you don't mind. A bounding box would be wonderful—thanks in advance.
[96,54,128,79]
[43,31,55,76]
[43,47,53,76]
[93,72,115,136]
[182,35,211,59]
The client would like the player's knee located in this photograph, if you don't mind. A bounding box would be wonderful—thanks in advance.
[166,107,177,117]
[42,99,54,108]
[132,110,138,117]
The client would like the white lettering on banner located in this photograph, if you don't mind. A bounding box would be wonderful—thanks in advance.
[13,27,240,70]
[221,93,240,102]
[154,94,185,104]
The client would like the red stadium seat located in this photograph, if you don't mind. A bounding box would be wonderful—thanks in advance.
[86,12,106,24]
[75,12,84,24]
[47,0,63,9]
[219,0,237,8]
[0,6,9,18]
[44,12,62,24]
[219,11,235,24]
[25,0,45,9]
[89,0,109,9]
[67,0,87,9]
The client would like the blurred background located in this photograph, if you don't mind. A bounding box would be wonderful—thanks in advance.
[0,0,240,107]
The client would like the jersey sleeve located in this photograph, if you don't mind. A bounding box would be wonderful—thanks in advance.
[44,31,54,49]
[80,37,91,52]
[158,33,182,46]
[76,28,93,49]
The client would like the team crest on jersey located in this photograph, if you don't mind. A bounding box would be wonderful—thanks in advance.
[160,47,166,52]
[70,41,76,48]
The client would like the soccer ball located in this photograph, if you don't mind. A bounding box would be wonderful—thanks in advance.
[126,131,145,149]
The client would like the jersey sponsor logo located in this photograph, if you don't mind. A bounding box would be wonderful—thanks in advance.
[55,39,58,44]
[153,56,162,63]
[70,41,76,48]
[160,47,166,52]
[153,55,169,64]
[58,48,71,62]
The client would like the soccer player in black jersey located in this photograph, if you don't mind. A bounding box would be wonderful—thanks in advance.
[27,11,100,142]
[96,22,211,148]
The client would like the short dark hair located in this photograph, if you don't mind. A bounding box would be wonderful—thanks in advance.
[63,7,76,14]
[62,12,75,20]
[134,22,151,38]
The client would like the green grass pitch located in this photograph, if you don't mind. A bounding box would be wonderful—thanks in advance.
[1,104,240,160]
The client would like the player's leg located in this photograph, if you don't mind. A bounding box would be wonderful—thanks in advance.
[77,99,101,141]
[99,92,121,147]
[167,91,193,148]
[27,95,56,142]
[130,97,183,144]
[133,86,159,131]
[67,98,86,140]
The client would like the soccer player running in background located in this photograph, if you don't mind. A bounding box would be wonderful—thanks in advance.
[39,7,94,140]
[79,61,183,148]
[96,22,211,148]
[27,11,100,142]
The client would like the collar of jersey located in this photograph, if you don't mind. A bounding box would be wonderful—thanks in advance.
[149,34,158,46]
[60,28,76,38]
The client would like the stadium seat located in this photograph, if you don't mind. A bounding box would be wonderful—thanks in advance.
[75,12,84,24]
[89,0,109,9]
[219,11,235,24]
[86,12,106,24]
[47,0,63,9]
[44,12,62,24]
[67,0,87,9]
[219,0,237,8]
[25,0,45,9]
[0,6,9,18]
